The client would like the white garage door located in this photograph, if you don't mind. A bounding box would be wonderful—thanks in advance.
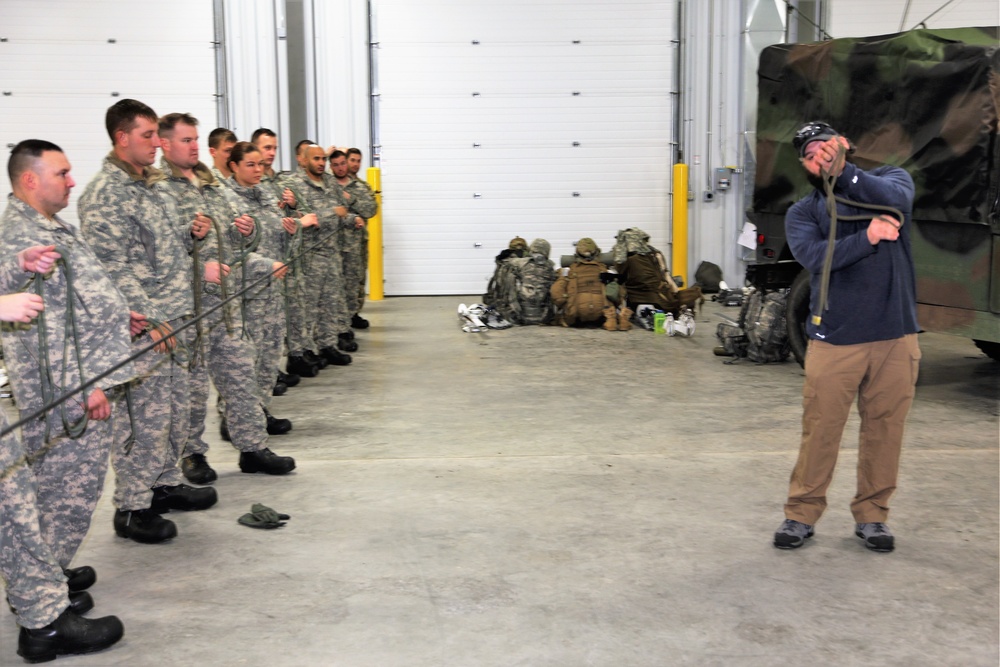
[0,0,218,227]
[375,0,678,295]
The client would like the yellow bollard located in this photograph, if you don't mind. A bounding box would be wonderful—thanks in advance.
[366,166,384,301]
[671,163,688,287]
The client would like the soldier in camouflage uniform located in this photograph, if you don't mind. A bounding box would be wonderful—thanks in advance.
[222,142,318,426]
[1,142,125,661]
[252,128,324,380]
[208,127,238,184]
[288,145,356,364]
[2,140,137,561]
[335,149,378,331]
[158,115,296,480]
[78,99,218,544]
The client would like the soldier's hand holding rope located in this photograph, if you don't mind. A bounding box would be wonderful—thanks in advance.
[281,188,297,209]
[129,311,175,353]
[18,244,61,275]
[0,293,44,324]
[191,212,212,239]
[233,214,255,237]
[203,261,231,285]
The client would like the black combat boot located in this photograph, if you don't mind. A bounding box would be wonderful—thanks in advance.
[181,453,217,484]
[219,418,231,442]
[264,409,292,435]
[67,591,93,616]
[150,484,218,513]
[63,566,96,593]
[321,346,352,366]
[277,370,300,388]
[113,509,177,544]
[239,448,296,475]
[272,381,288,396]
[287,354,319,377]
[351,313,370,329]
[303,349,329,369]
[337,332,358,352]
[18,608,124,664]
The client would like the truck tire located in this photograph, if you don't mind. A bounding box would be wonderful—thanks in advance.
[973,339,1000,362]
[786,270,811,367]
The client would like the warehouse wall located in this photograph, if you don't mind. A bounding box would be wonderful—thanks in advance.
[829,0,999,36]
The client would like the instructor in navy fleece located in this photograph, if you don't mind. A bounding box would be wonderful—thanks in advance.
[773,122,920,553]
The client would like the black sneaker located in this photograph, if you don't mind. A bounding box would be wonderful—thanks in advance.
[181,453,217,485]
[277,370,300,388]
[855,522,894,552]
[150,484,218,513]
[18,608,124,664]
[239,448,296,475]
[773,519,814,549]
[321,346,352,366]
[113,509,177,544]
[351,314,370,329]
[337,333,358,352]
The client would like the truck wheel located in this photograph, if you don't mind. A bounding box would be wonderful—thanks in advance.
[973,339,1000,361]
[786,270,811,368]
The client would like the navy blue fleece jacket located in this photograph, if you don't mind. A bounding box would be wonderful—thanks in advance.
[785,162,919,345]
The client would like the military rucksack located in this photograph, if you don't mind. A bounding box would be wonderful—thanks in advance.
[485,239,557,325]
[743,289,791,363]
[551,260,608,325]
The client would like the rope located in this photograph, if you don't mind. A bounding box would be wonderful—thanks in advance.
[0,216,343,448]
[813,147,905,326]
[32,250,89,442]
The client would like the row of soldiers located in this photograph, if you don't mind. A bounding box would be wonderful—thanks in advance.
[0,98,378,663]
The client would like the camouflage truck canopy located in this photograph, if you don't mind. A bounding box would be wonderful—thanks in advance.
[751,27,1000,342]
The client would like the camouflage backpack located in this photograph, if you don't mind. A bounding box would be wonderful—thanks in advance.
[487,239,557,325]
[743,289,791,363]
[484,236,528,306]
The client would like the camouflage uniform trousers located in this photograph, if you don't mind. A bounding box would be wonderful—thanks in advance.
[112,320,191,510]
[284,264,316,357]
[306,251,351,348]
[244,283,285,411]
[0,414,69,629]
[341,227,367,317]
[185,295,268,457]
[20,395,118,570]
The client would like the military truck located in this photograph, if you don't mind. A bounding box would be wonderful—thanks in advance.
[746,26,1000,364]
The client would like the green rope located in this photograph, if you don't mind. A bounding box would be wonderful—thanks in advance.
[33,251,89,441]
[814,148,905,326]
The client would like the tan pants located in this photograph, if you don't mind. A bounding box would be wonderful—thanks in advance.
[784,334,920,525]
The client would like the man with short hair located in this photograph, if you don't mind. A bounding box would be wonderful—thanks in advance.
[79,99,218,544]
[208,127,238,182]
[288,145,356,365]
[158,114,296,480]
[2,140,136,560]
[1,140,129,661]
[340,148,378,330]
[251,128,322,381]
[773,121,920,553]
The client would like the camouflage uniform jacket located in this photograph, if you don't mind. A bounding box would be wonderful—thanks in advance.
[157,158,273,304]
[78,154,194,323]
[286,168,347,257]
[340,175,378,252]
[221,178,287,299]
[0,196,135,423]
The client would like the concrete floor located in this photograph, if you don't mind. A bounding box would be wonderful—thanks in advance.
[1,297,998,667]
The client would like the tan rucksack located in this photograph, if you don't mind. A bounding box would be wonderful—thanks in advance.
[551,259,608,325]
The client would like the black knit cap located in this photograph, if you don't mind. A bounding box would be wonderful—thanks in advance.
[792,121,841,157]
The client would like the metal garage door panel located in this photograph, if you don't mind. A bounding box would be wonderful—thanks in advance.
[0,0,217,226]
[375,0,676,294]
